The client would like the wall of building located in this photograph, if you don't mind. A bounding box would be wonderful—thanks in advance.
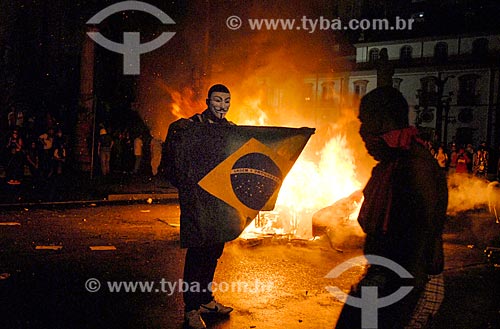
[349,34,500,148]
[355,34,500,63]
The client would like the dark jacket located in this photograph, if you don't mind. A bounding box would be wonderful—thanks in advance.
[159,109,235,247]
[160,109,233,187]
[336,141,448,329]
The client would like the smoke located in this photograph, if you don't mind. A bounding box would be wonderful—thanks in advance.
[136,3,349,130]
[311,190,366,248]
[134,3,499,241]
[136,0,377,184]
[447,174,492,215]
[134,0,384,242]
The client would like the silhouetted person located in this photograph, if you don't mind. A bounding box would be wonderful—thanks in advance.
[98,128,114,176]
[150,134,163,176]
[5,129,23,185]
[336,87,448,328]
[133,134,143,174]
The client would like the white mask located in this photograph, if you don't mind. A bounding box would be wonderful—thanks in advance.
[207,92,231,120]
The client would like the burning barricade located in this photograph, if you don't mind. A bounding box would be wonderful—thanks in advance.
[312,190,365,250]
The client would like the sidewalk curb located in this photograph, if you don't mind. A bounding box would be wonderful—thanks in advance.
[0,192,179,210]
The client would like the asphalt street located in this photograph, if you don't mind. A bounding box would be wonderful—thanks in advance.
[0,203,499,329]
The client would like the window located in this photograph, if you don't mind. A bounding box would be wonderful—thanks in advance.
[321,81,335,102]
[353,80,369,98]
[400,45,413,63]
[418,76,438,106]
[263,84,282,108]
[434,42,448,63]
[421,76,437,94]
[472,38,489,58]
[379,48,389,61]
[369,48,379,63]
[458,74,480,105]
[419,110,434,123]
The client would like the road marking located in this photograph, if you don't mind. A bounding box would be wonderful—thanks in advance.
[35,245,63,250]
[0,222,21,226]
[89,246,117,251]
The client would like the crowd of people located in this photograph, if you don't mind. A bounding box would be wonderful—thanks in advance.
[95,126,163,178]
[426,140,498,179]
[1,111,163,188]
[2,108,500,190]
[2,87,500,329]
[2,124,68,185]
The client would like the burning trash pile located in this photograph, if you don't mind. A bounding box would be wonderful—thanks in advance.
[312,190,365,249]
[239,134,367,249]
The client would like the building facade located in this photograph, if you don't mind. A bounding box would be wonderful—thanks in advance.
[348,33,500,149]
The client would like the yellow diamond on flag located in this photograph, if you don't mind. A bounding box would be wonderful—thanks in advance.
[198,138,291,220]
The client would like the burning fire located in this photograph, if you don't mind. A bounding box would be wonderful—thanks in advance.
[234,96,364,239]
[161,85,205,119]
[155,87,367,240]
[241,132,363,239]
[278,135,361,211]
[135,1,370,237]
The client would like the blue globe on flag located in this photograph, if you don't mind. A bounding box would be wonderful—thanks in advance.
[230,153,283,210]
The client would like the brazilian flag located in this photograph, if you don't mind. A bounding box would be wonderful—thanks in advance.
[163,121,314,247]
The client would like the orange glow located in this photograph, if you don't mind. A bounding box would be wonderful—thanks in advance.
[145,68,372,239]
[241,128,363,239]
[156,86,369,238]
[229,94,365,239]
[164,86,204,121]
[143,82,206,140]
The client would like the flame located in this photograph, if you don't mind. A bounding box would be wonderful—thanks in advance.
[143,82,206,139]
[245,134,362,239]
[234,96,364,239]
[159,83,205,121]
[236,97,269,126]
[159,90,366,239]
[277,135,361,211]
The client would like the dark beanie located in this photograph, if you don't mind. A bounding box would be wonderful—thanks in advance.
[359,86,409,134]
[207,84,230,98]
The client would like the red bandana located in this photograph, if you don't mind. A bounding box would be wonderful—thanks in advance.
[358,127,424,234]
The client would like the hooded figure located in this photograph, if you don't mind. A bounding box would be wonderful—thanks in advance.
[336,87,448,329]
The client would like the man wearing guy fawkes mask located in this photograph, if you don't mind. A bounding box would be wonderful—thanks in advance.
[160,84,234,329]
[190,84,233,124]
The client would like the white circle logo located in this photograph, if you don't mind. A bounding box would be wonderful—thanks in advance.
[226,15,243,30]
[325,255,414,329]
